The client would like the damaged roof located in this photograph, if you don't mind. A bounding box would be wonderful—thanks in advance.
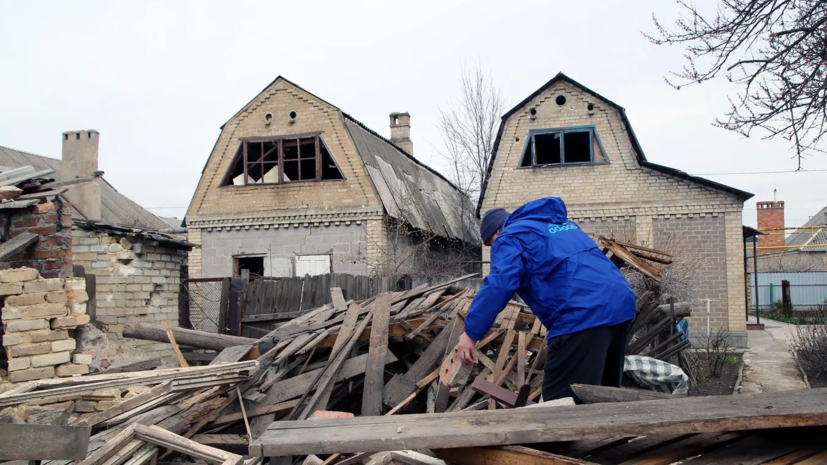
[74,221,197,250]
[0,145,169,230]
[786,206,827,252]
[477,72,754,216]
[343,114,480,245]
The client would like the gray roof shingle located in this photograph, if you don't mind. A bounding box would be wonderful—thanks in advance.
[786,206,827,252]
[343,115,480,245]
[0,145,168,230]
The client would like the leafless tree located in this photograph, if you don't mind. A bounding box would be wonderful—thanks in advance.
[646,0,827,166]
[347,175,480,278]
[437,61,507,203]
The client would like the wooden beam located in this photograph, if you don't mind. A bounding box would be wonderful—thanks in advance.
[569,384,673,404]
[251,387,827,456]
[470,376,535,408]
[0,232,38,261]
[123,323,256,351]
[362,294,391,416]
[434,446,594,465]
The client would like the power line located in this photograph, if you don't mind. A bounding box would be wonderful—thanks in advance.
[145,206,188,209]
[692,169,827,176]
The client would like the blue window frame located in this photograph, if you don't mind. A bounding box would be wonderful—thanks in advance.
[518,125,609,168]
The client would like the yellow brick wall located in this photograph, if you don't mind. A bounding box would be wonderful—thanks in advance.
[187,79,382,221]
[481,80,748,341]
[186,78,390,278]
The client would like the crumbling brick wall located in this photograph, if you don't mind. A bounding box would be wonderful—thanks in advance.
[0,268,91,382]
[72,228,184,365]
[0,199,73,278]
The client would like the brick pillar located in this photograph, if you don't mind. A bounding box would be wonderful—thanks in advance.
[1,199,73,278]
[756,201,784,255]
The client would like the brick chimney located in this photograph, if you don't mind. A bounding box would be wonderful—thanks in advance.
[389,112,413,154]
[756,201,784,255]
[62,130,101,222]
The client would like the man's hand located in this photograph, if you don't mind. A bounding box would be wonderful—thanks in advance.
[456,332,478,365]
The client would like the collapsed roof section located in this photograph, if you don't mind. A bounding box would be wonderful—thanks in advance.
[343,114,480,246]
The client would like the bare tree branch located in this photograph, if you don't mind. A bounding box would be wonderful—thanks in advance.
[437,61,507,204]
[646,0,827,165]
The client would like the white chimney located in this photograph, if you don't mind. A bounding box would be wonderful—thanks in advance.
[62,130,101,222]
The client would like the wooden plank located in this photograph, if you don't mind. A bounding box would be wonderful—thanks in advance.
[0,380,37,397]
[191,435,249,455]
[616,432,742,465]
[0,232,38,261]
[0,361,258,407]
[517,331,527,385]
[470,376,535,408]
[384,317,454,407]
[162,323,188,367]
[434,317,467,412]
[362,293,391,416]
[0,424,92,460]
[330,287,348,310]
[135,424,243,465]
[212,399,301,426]
[75,382,170,427]
[297,306,374,419]
[676,435,801,465]
[251,387,827,456]
[242,311,303,323]
[435,446,594,465]
[314,301,363,411]
[569,384,673,404]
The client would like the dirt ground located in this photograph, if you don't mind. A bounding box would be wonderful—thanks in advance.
[689,352,744,396]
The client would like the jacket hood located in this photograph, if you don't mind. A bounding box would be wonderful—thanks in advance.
[504,197,569,228]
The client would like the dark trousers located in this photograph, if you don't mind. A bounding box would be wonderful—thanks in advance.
[542,320,632,403]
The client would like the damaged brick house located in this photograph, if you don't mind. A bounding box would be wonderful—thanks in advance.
[0,134,194,367]
[478,73,754,347]
[186,76,479,279]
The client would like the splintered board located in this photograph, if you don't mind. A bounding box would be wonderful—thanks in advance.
[251,388,827,456]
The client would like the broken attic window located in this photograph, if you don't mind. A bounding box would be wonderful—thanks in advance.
[222,134,344,186]
[519,128,601,167]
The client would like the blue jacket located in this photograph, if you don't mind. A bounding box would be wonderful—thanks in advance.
[465,197,635,342]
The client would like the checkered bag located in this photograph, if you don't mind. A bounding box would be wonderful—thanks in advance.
[623,355,689,396]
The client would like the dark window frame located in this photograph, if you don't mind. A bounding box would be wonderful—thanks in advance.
[517,125,610,168]
[220,132,346,186]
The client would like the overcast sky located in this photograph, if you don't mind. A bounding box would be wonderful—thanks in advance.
[1,0,825,229]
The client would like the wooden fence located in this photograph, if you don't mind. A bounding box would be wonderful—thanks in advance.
[180,273,482,338]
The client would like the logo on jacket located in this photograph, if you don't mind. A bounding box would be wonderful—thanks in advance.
[548,223,579,234]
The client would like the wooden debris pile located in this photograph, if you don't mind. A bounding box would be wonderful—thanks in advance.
[0,239,695,464]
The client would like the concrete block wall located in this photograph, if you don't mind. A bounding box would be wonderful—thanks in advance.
[198,221,368,277]
[71,228,184,365]
[0,199,73,278]
[0,268,91,382]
